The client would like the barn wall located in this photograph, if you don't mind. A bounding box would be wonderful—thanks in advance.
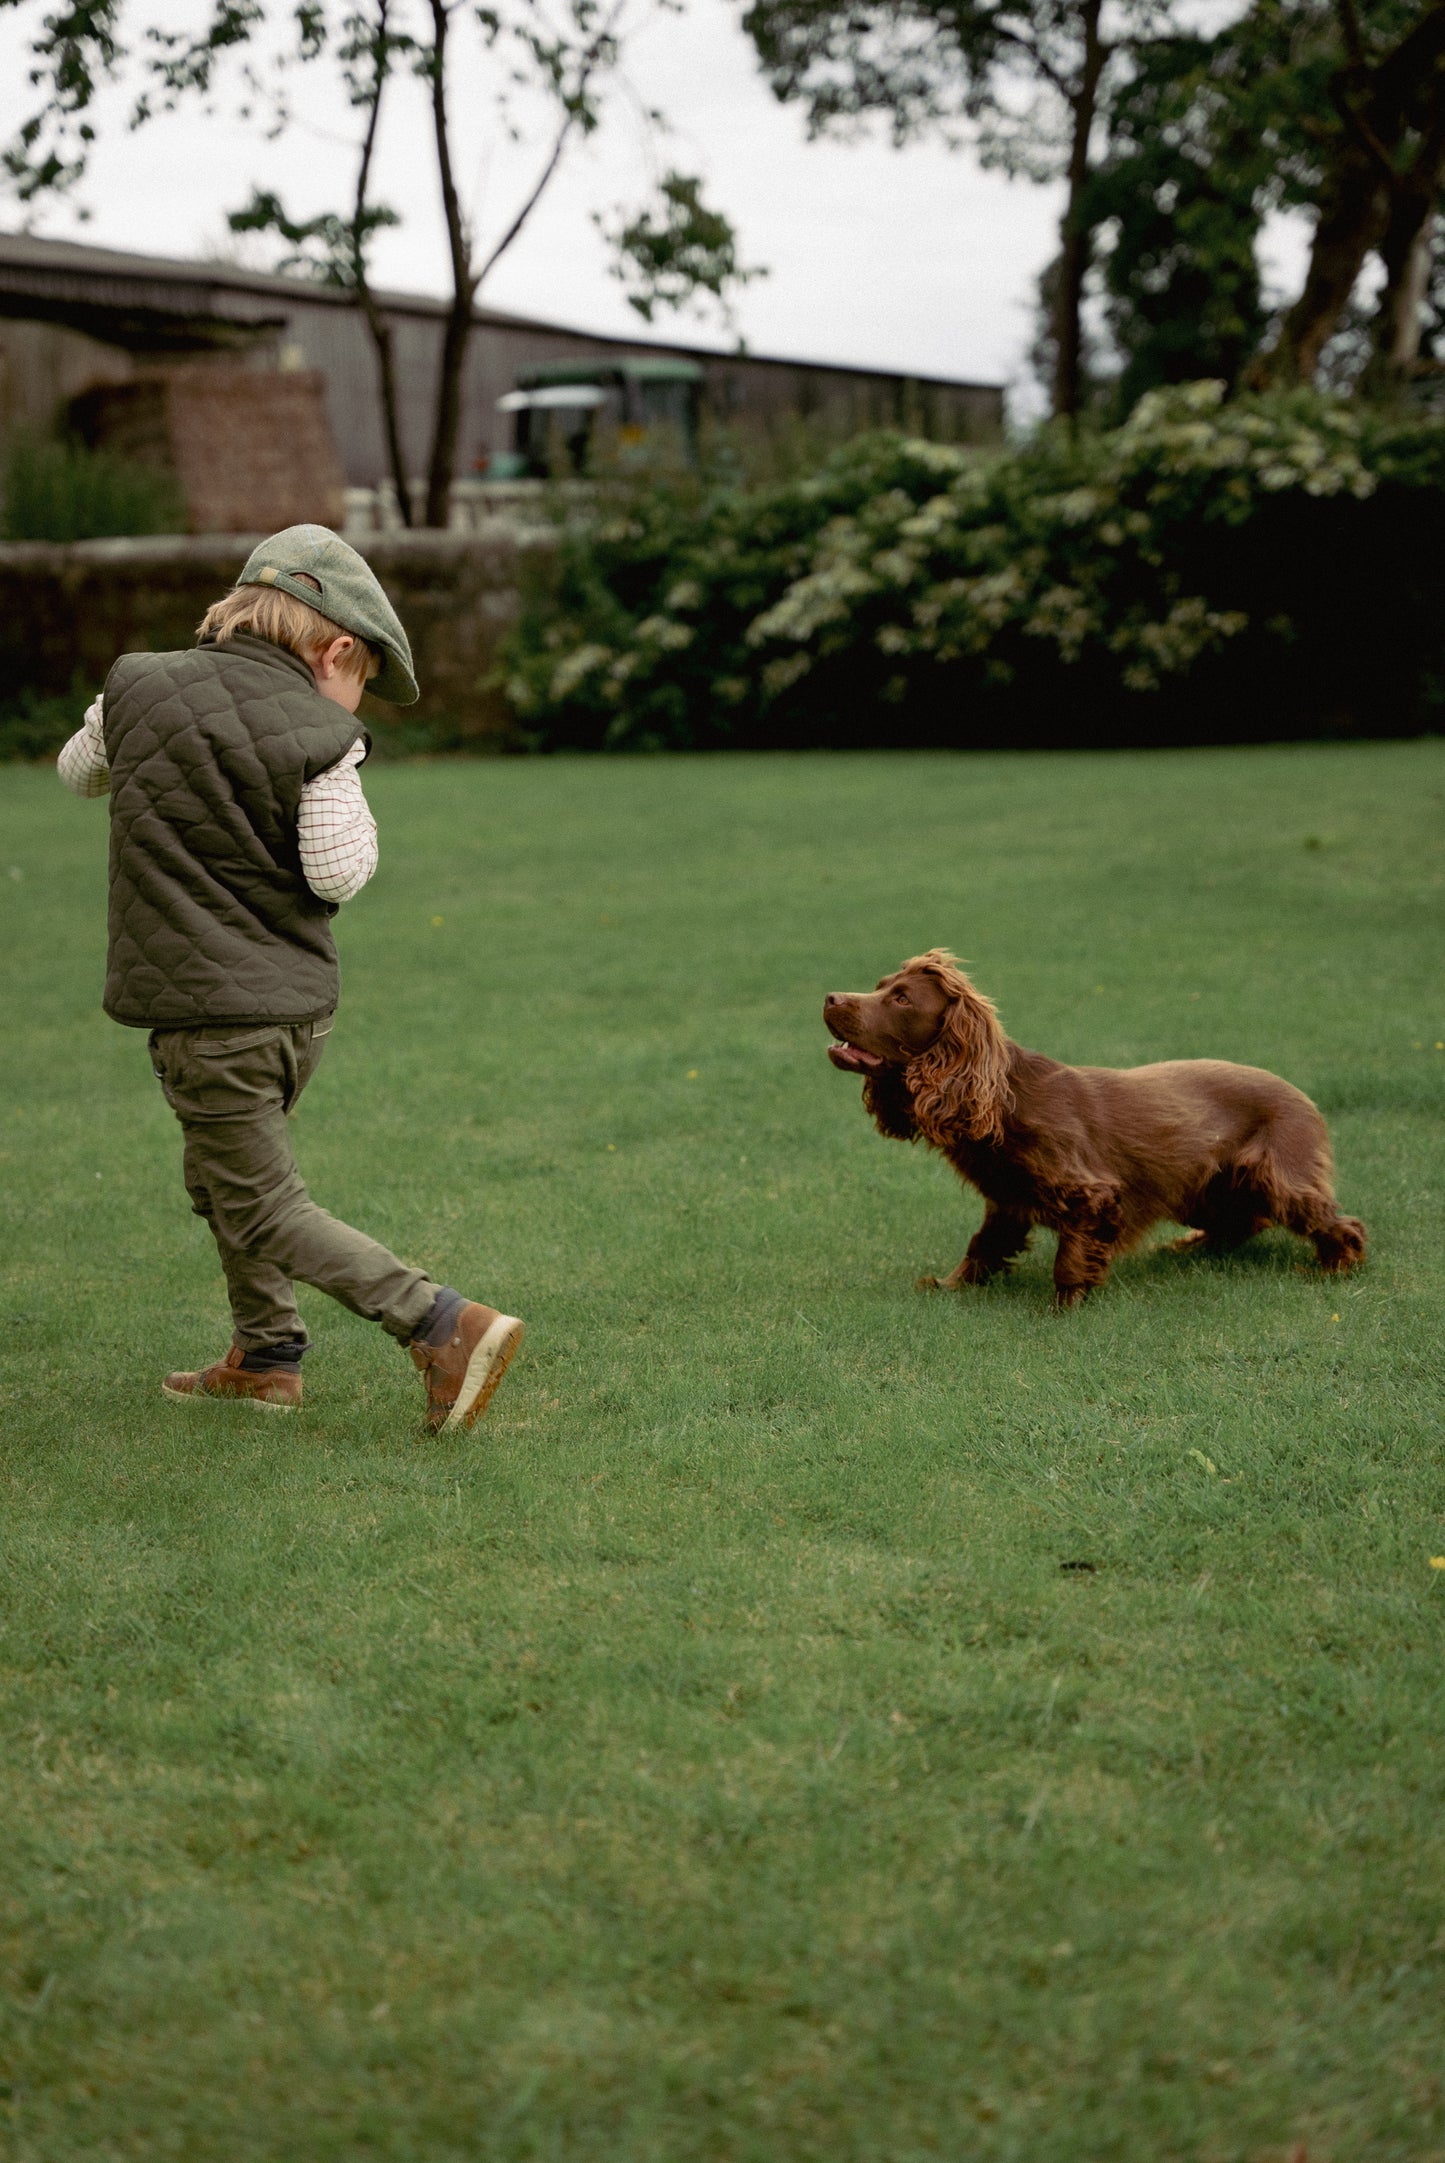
[0,320,138,437]
[228,292,1005,487]
[0,239,1005,497]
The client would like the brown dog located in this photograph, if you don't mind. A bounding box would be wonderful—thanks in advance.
[824,949,1366,1308]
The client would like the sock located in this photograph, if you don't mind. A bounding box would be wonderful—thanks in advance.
[415,1285,466,1348]
[237,1339,308,1374]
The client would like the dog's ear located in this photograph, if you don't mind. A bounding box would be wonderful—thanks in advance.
[906,954,1011,1146]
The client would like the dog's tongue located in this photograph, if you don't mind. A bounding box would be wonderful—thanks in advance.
[828,1042,885,1075]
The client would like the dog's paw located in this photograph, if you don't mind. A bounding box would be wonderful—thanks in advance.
[1317,1216,1368,1271]
[915,1274,943,1291]
[1052,1284,1087,1311]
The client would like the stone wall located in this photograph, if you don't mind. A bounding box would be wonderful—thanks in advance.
[70,370,348,535]
[0,527,546,751]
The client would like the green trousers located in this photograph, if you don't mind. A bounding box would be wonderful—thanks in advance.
[147,1016,437,1352]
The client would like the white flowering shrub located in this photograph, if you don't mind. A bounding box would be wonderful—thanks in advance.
[503,387,1442,750]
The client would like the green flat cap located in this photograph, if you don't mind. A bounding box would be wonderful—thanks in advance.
[236,524,418,704]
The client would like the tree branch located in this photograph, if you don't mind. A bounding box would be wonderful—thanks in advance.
[429,0,473,300]
[472,0,628,287]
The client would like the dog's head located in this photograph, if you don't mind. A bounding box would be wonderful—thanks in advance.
[823,949,1011,1144]
[823,957,960,1074]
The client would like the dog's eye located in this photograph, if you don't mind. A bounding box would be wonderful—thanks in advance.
[891,989,909,1005]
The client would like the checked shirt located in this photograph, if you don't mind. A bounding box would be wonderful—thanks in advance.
[58,695,378,903]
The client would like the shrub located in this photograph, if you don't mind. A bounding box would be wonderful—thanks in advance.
[0,682,99,762]
[1,438,185,543]
[503,384,1445,750]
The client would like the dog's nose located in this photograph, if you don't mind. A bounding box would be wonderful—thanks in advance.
[823,992,842,1014]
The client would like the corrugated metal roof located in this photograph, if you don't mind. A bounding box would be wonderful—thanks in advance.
[0,229,620,338]
[0,229,1001,391]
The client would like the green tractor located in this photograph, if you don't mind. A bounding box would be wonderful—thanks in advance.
[489,356,702,478]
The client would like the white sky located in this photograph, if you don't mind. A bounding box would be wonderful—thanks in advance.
[2,0,1311,413]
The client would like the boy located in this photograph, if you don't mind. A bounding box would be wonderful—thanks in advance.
[59,523,523,1430]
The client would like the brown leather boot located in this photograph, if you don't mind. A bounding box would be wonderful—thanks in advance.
[162,1346,303,1412]
[409,1302,524,1433]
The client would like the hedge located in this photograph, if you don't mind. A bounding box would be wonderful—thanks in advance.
[501,383,1445,750]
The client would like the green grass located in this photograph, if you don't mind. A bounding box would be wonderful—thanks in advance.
[2,741,1443,2162]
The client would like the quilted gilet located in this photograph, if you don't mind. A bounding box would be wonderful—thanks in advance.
[101,633,365,1028]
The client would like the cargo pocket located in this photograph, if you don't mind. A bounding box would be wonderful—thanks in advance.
[288,1015,335,1113]
[193,1027,285,1058]
[147,1027,183,1111]
[176,1027,287,1121]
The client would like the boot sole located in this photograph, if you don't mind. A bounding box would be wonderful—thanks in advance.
[161,1382,298,1413]
[443,1315,524,1431]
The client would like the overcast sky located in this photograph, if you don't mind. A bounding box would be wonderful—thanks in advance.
[1,0,1073,400]
[2,0,1309,412]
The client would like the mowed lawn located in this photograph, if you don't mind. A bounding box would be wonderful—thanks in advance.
[2,740,1443,2163]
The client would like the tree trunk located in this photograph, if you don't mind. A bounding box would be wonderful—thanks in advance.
[358,297,414,525]
[1051,0,1105,421]
[423,0,475,530]
[1362,113,1445,393]
[350,3,414,526]
[1366,196,1434,386]
[1253,143,1391,387]
[425,301,474,527]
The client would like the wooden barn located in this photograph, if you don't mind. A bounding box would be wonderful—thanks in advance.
[0,231,1003,529]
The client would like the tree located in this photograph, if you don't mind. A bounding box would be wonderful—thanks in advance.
[1081,0,1445,405]
[2,0,757,524]
[228,0,416,520]
[740,0,1170,421]
[414,0,627,524]
[1242,0,1445,392]
[1089,30,1269,411]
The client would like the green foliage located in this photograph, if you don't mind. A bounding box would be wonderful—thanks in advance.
[3,742,1444,2157]
[1,437,184,543]
[0,681,99,762]
[741,0,1146,170]
[598,171,766,330]
[504,387,1440,749]
[227,185,401,286]
[1090,33,1269,409]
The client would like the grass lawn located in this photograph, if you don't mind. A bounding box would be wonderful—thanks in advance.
[2,738,1444,2162]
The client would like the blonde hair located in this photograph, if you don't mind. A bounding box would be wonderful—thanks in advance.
[197,578,381,687]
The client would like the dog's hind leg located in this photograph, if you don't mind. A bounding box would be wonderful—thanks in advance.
[919,1203,1031,1291]
[1287,1197,1368,1271]
[1170,1170,1271,1255]
[1231,1103,1367,1273]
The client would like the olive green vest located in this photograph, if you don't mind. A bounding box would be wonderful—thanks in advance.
[101,634,365,1028]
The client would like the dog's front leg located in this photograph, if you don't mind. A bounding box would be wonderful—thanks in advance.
[919,1203,1032,1291]
[1049,1182,1123,1309]
[1052,1227,1117,1309]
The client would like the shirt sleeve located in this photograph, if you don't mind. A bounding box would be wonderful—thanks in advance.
[58,697,111,798]
[297,738,379,903]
